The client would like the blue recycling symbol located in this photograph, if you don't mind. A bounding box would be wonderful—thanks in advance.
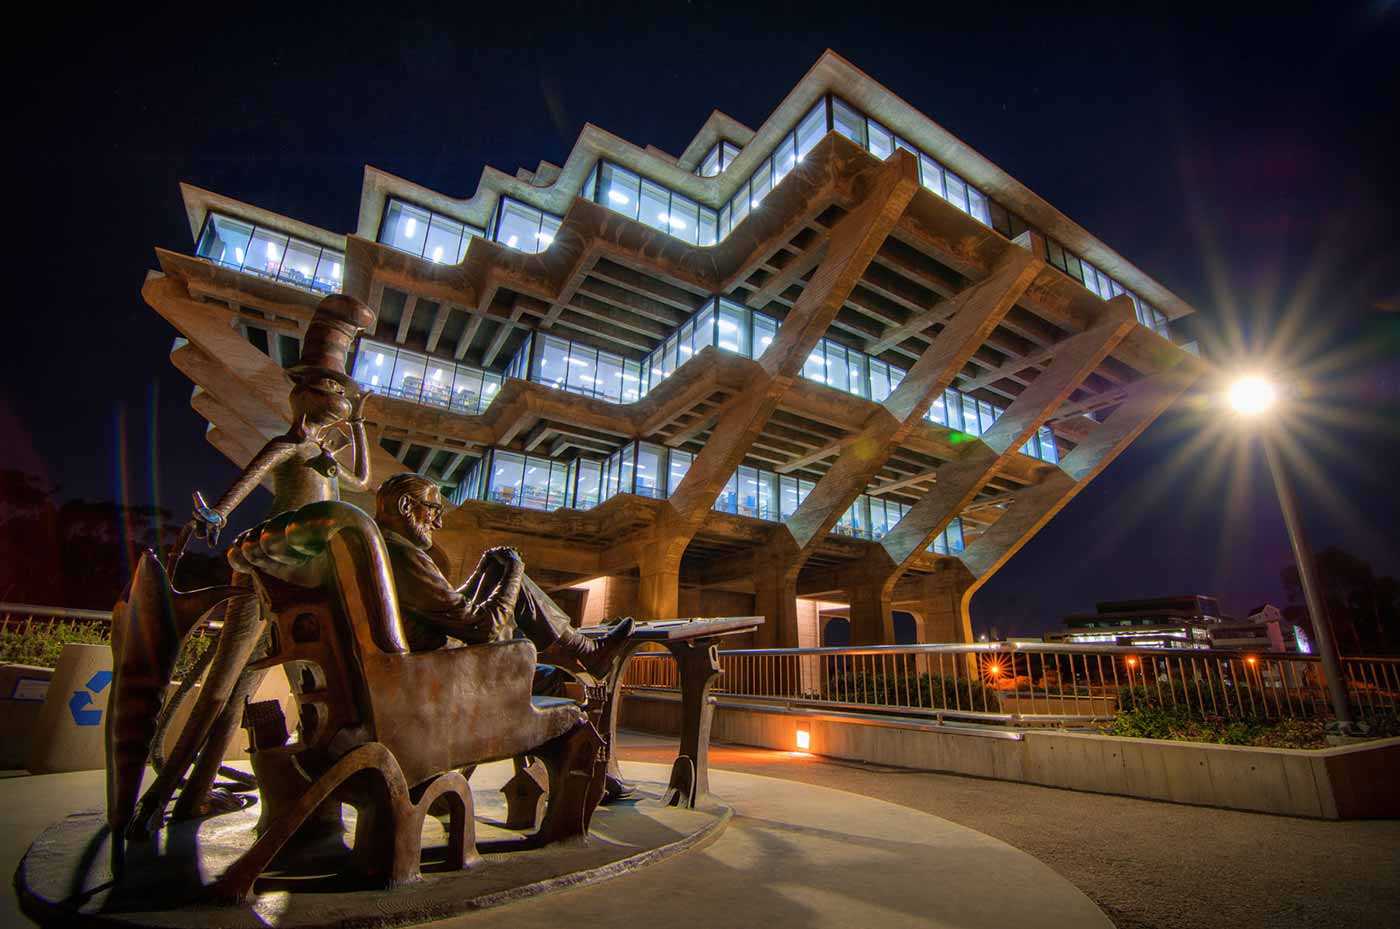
[68,670,113,727]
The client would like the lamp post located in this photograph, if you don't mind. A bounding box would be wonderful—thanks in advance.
[1228,376,1354,729]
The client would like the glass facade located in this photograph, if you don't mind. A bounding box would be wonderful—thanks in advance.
[451,442,969,556]
[377,198,484,263]
[489,197,562,254]
[195,212,344,294]
[1045,237,1170,339]
[503,296,1057,463]
[696,140,742,177]
[505,332,647,403]
[583,163,718,247]
[350,338,502,415]
[450,443,693,510]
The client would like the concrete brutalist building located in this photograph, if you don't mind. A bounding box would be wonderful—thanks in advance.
[144,50,1203,649]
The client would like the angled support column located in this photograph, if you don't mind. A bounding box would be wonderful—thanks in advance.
[780,244,1042,559]
[891,563,978,643]
[752,555,801,649]
[881,308,1137,574]
[958,362,1199,586]
[643,151,922,604]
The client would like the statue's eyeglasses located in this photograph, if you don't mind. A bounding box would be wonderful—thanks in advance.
[409,497,444,519]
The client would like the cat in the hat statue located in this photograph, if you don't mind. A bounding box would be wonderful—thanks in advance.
[127,292,378,835]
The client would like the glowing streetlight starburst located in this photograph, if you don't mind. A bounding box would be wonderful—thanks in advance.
[1227,376,1277,416]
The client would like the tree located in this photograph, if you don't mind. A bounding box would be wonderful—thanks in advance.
[0,468,226,610]
[1282,546,1399,656]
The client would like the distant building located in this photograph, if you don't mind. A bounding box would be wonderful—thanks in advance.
[1044,595,1224,649]
[1210,603,1312,653]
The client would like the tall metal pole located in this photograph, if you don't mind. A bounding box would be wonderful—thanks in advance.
[1261,435,1354,728]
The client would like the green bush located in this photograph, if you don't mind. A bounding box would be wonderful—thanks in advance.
[0,622,212,682]
[0,622,109,668]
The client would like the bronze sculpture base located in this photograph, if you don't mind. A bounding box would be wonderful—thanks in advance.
[17,763,730,929]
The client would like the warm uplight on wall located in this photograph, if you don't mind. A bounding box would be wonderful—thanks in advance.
[1126,656,1138,668]
[1246,656,1258,666]
[795,729,811,751]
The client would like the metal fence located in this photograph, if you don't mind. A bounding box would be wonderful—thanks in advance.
[0,602,224,641]
[622,642,1400,726]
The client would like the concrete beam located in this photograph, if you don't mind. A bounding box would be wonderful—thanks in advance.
[424,302,451,353]
[959,362,1198,584]
[453,311,485,360]
[880,312,1135,571]
[781,244,1041,556]
[396,295,419,344]
[866,243,1037,355]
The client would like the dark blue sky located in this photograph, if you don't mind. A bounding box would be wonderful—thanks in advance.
[3,1,1397,635]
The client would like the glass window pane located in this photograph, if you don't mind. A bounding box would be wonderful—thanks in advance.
[753,312,777,356]
[196,214,254,269]
[929,390,947,425]
[968,188,991,226]
[731,181,750,226]
[451,367,483,414]
[772,134,797,185]
[566,343,598,395]
[795,102,826,159]
[596,351,622,402]
[312,249,343,293]
[737,467,760,517]
[758,471,777,520]
[424,214,464,264]
[351,340,392,392]
[537,214,561,250]
[804,346,826,382]
[575,459,602,509]
[717,301,749,355]
[537,335,569,388]
[1039,426,1058,463]
[618,445,635,495]
[667,194,700,245]
[635,443,663,498]
[695,301,717,353]
[698,206,718,247]
[945,389,964,430]
[667,450,691,496]
[495,200,540,252]
[639,180,670,233]
[826,343,850,392]
[422,359,453,408]
[751,161,772,206]
[490,452,525,506]
[962,395,982,436]
[381,200,431,256]
[919,155,945,197]
[871,360,892,403]
[521,458,552,510]
[832,98,866,148]
[390,350,427,403]
[780,475,799,520]
[600,163,641,220]
[277,239,320,288]
[245,227,288,279]
[699,146,721,178]
[868,121,895,159]
[945,173,969,213]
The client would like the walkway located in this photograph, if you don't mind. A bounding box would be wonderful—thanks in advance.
[616,731,1400,929]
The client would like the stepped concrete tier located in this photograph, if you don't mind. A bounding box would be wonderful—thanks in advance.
[11,759,1109,929]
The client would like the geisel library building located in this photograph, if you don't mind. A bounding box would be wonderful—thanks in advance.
[144,51,1203,649]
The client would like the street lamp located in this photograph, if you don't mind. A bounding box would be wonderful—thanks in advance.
[1227,375,1354,729]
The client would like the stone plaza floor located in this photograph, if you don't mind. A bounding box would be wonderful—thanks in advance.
[617,731,1400,929]
[3,730,1397,928]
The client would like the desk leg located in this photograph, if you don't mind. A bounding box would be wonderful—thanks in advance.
[599,647,642,803]
[663,641,721,808]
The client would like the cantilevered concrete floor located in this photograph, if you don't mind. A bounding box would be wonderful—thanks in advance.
[2,755,1109,928]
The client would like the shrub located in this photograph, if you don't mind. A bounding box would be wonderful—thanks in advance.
[0,621,212,681]
[825,669,998,713]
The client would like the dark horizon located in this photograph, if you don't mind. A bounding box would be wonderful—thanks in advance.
[4,1,1397,637]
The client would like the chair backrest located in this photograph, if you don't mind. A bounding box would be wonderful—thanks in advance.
[230,501,409,759]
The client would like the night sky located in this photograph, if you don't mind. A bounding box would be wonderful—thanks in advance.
[5,2,1397,636]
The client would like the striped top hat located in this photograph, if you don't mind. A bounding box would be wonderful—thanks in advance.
[287,294,375,388]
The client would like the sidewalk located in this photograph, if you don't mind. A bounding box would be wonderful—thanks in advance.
[616,731,1400,929]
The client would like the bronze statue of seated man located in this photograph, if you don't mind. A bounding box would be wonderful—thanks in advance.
[375,473,633,677]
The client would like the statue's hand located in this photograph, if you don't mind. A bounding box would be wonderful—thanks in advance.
[349,389,370,421]
[190,492,226,545]
[484,545,521,565]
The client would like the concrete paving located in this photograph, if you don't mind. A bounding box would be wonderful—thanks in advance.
[2,752,1109,928]
[615,732,1400,929]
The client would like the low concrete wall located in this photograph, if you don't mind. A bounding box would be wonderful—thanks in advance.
[621,693,1400,820]
[0,664,55,768]
[20,644,302,774]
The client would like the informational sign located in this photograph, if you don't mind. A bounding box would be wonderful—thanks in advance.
[10,676,50,702]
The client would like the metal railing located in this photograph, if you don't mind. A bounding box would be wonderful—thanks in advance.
[622,642,1400,726]
[1,602,114,638]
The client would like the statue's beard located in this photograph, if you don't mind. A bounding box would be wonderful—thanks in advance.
[405,513,435,550]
